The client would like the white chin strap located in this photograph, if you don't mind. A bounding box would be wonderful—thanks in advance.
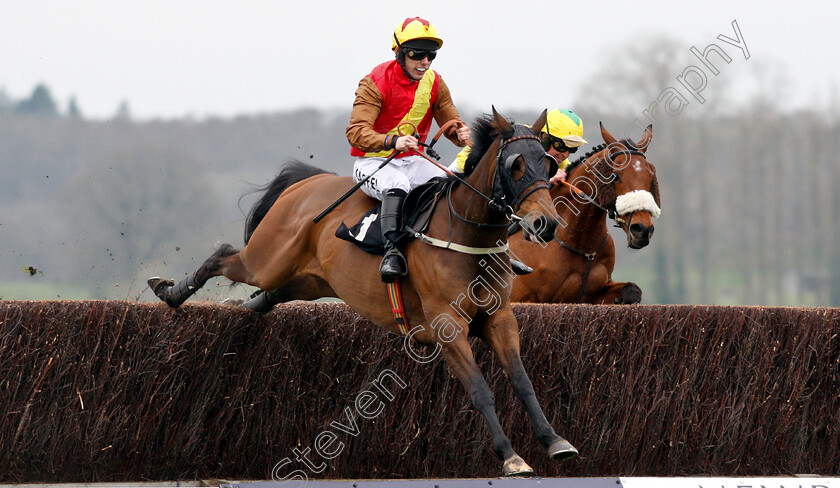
[615,189,661,219]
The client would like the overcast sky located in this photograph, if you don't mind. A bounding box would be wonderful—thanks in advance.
[1,0,834,120]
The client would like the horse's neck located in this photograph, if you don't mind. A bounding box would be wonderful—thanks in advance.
[550,178,609,250]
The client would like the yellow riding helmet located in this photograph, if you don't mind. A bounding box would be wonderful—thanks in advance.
[392,17,443,52]
[543,109,587,147]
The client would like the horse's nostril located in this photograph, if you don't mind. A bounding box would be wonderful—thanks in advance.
[647,225,655,238]
[630,223,646,237]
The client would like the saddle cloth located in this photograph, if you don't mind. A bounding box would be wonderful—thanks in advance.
[336,177,450,255]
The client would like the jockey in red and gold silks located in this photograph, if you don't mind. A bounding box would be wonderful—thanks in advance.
[349,59,441,159]
[346,17,470,283]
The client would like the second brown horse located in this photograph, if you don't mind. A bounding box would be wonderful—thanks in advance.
[510,123,660,304]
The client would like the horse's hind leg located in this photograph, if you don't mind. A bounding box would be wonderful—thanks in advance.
[484,309,578,461]
[149,243,251,307]
[240,275,336,313]
[590,280,642,304]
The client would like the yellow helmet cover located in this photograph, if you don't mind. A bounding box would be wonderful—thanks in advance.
[392,17,443,51]
[543,108,587,147]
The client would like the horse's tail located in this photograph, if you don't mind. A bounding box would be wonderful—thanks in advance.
[243,160,335,244]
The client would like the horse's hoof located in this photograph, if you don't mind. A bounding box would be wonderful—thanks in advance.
[502,454,534,477]
[548,438,579,461]
[147,277,174,300]
[221,297,245,306]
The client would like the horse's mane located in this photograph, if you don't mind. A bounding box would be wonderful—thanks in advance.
[462,115,502,176]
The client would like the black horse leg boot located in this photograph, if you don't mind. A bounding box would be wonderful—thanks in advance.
[379,188,408,283]
[510,259,533,275]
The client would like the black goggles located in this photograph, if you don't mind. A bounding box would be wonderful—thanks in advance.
[403,48,437,61]
[542,135,578,153]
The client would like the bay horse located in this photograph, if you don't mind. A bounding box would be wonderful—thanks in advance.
[510,123,660,304]
[147,108,578,476]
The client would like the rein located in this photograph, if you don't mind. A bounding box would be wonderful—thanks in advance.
[424,132,545,229]
[409,147,500,211]
[446,183,511,229]
[414,129,547,255]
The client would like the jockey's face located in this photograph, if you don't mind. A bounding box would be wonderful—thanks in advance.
[403,54,432,81]
[547,145,570,162]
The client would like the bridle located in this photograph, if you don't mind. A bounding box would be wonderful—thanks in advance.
[448,129,548,229]
[411,126,554,255]
[494,134,549,211]
[564,147,648,228]
[553,146,649,302]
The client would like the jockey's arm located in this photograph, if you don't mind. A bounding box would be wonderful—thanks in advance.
[346,77,395,153]
[449,146,470,174]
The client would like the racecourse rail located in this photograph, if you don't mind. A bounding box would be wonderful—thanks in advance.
[0,300,837,483]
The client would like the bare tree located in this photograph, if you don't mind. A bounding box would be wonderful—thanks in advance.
[61,142,220,296]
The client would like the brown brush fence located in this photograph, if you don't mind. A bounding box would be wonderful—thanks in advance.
[0,300,838,482]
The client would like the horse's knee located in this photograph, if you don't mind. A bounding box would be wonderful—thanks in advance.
[617,282,642,304]
[471,382,495,412]
[196,243,240,282]
[509,369,537,399]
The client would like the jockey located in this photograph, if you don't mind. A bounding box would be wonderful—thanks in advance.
[451,108,587,184]
[347,17,471,283]
[541,108,587,184]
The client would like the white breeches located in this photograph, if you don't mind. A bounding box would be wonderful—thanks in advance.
[353,155,447,201]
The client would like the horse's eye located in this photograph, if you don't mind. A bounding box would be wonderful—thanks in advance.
[612,172,622,183]
[509,156,526,180]
[503,153,525,179]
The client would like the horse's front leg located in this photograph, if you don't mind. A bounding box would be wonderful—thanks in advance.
[437,327,534,476]
[483,309,578,461]
[590,280,642,304]
[148,243,256,307]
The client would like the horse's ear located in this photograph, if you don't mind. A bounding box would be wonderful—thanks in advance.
[635,124,653,152]
[492,105,514,138]
[531,109,548,134]
[600,122,618,146]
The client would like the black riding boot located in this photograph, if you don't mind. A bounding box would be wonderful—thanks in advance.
[379,189,408,283]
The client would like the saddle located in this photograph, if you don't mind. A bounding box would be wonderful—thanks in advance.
[336,177,451,255]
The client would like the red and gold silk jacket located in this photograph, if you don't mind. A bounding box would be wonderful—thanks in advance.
[347,59,464,159]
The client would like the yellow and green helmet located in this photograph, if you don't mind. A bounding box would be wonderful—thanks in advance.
[542,109,587,150]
